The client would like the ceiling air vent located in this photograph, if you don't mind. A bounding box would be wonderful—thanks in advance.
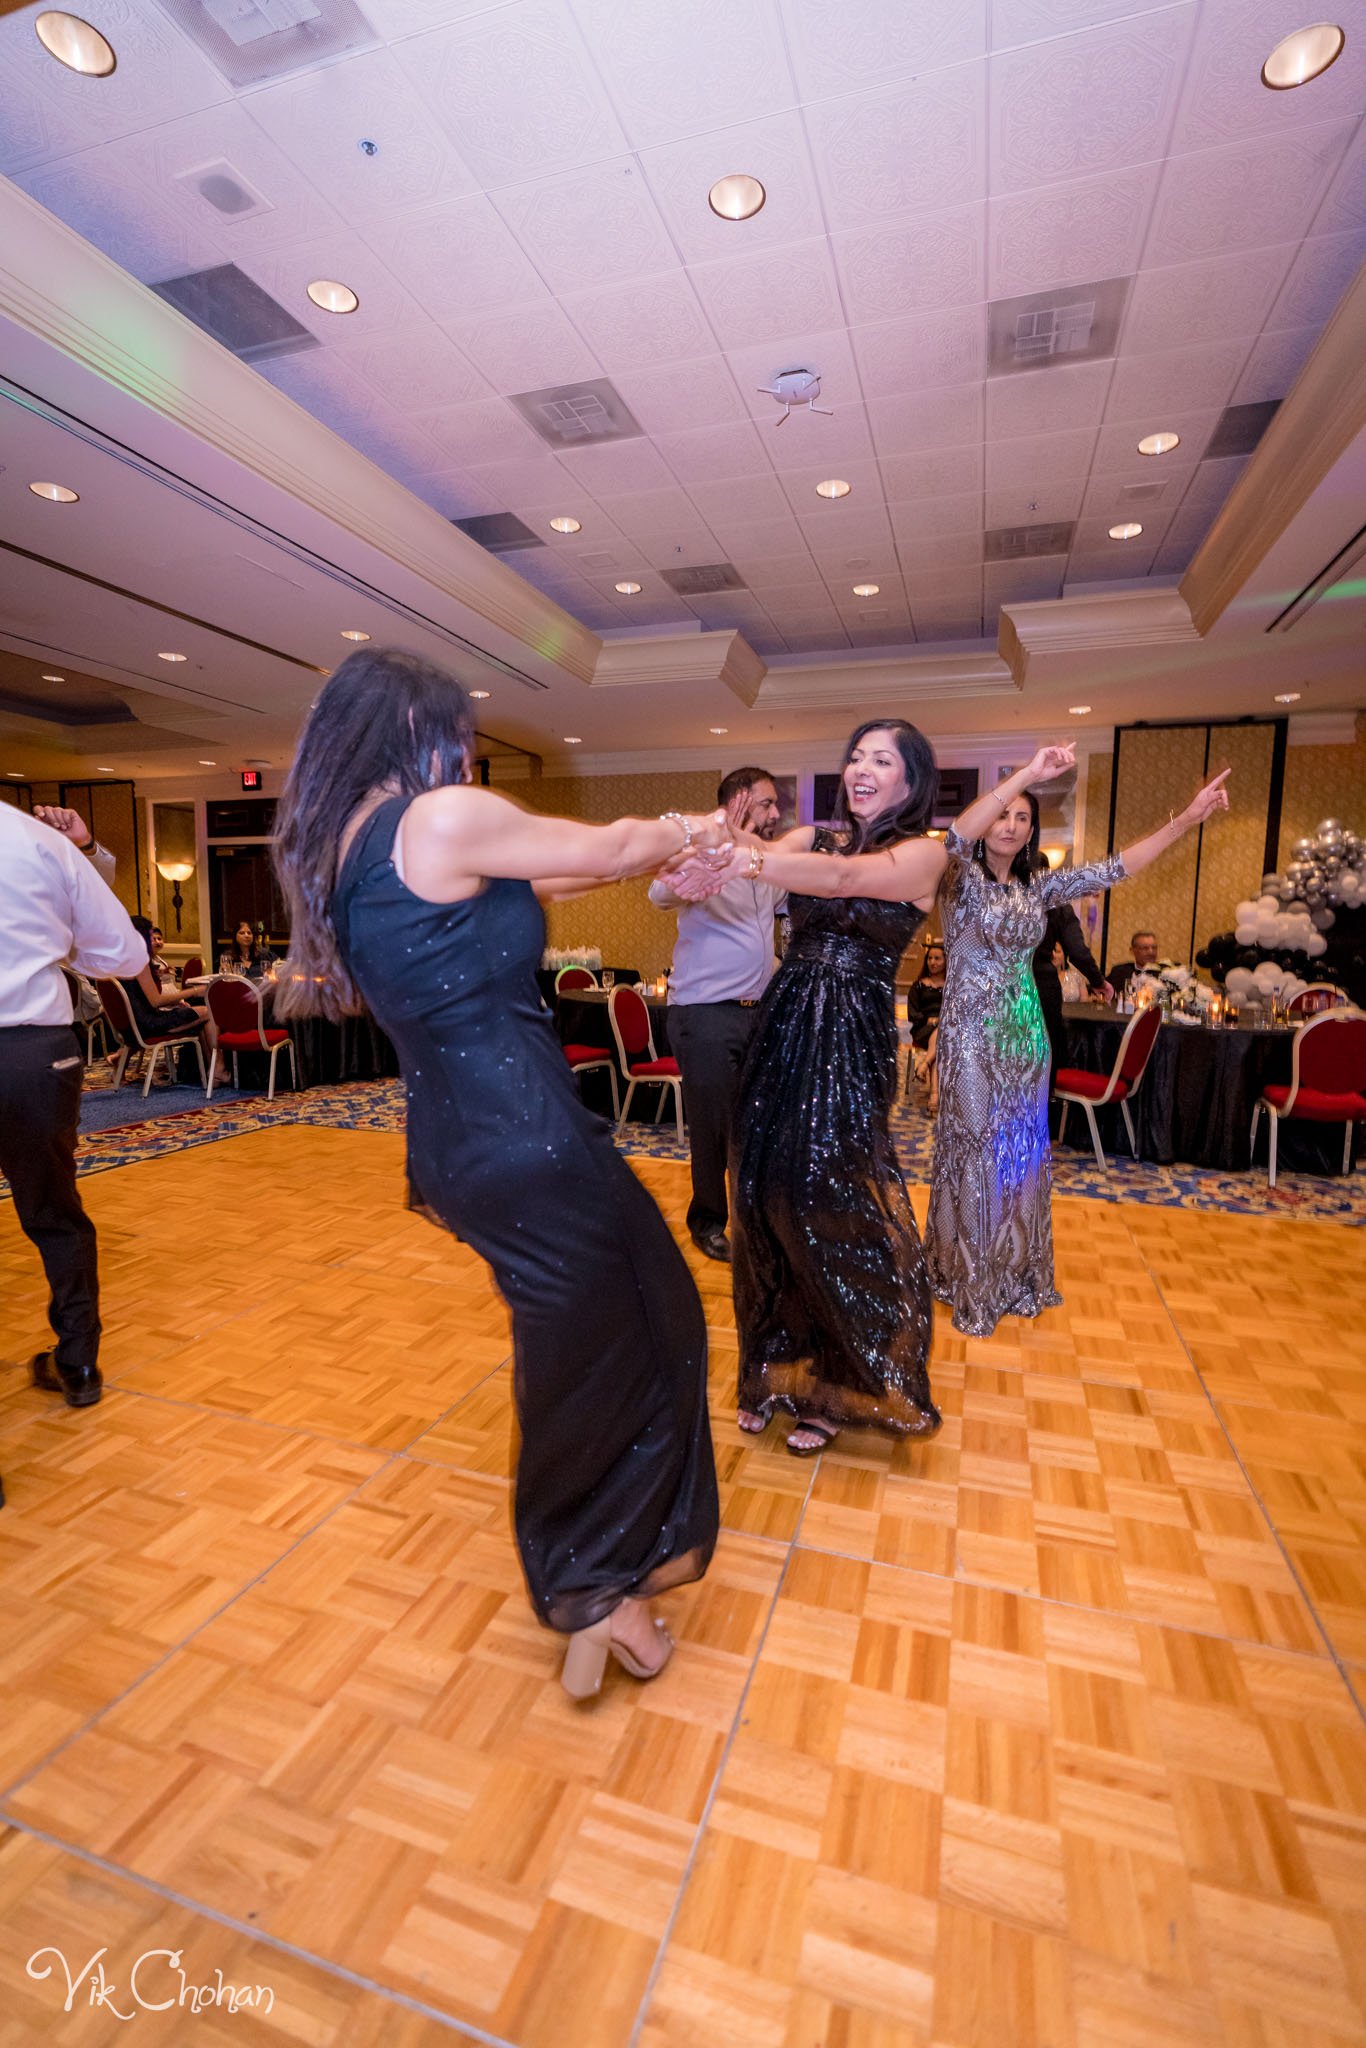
[1203,399,1281,460]
[987,277,1130,378]
[1117,480,1168,504]
[157,0,378,90]
[152,263,318,362]
[508,379,644,449]
[450,513,545,555]
[985,521,1075,561]
[660,563,747,596]
[174,157,274,222]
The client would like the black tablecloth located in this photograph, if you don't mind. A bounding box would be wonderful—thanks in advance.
[241,987,398,1090]
[556,990,673,1123]
[1060,1005,1355,1174]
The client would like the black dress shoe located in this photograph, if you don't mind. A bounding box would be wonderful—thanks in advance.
[30,1352,102,1409]
[691,1228,732,1262]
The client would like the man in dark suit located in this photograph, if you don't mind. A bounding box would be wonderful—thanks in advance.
[1108,930,1160,1002]
[1033,903,1112,1091]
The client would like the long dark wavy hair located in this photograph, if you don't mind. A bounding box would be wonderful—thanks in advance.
[272,648,475,1020]
[973,787,1040,884]
[829,718,937,852]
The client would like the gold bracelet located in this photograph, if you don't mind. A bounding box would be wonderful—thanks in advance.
[746,844,765,880]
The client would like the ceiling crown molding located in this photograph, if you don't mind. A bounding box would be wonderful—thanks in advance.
[759,648,1018,708]
[591,629,767,706]
[999,586,1199,682]
[1181,263,1366,636]
[0,179,600,685]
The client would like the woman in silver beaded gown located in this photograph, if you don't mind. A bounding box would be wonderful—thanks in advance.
[925,743,1230,1338]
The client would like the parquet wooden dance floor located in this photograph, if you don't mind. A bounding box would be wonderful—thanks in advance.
[1,1124,1364,2047]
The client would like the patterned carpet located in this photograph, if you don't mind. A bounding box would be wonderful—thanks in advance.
[6,1072,1363,1223]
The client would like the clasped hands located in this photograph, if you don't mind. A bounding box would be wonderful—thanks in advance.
[658,793,757,901]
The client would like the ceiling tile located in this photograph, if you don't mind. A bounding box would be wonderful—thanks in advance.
[1267,230,1366,332]
[408,397,547,467]
[1232,326,1318,406]
[1314,120,1366,238]
[1151,498,1216,575]
[446,303,603,391]
[1092,408,1221,473]
[707,505,807,551]
[780,0,987,101]
[637,111,825,263]
[798,509,896,556]
[561,272,717,370]
[831,203,987,322]
[257,355,447,479]
[654,420,778,482]
[102,101,346,253]
[763,401,876,471]
[866,384,985,454]
[1066,542,1158,580]
[732,555,819,587]
[462,454,579,505]
[1178,453,1250,508]
[490,159,678,292]
[375,194,549,320]
[985,360,1111,441]
[988,8,1196,195]
[611,357,748,433]
[394,1,628,183]
[335,324,493,411]
[774,456,884,512]
[1169,0,1366,154]
[236,230,424,336]
[983,556,1067,604]
[990,0,1153,45]
[985,427,1095,489]
[246,49,477,220]
[14,156,223,284]
[570,0,797,146]
[912,613,985,643]
[987,164,1160,299]
[1105,339,1247,422]
[1078,468,1193,520]
[897,534,986,573]
[888,491,984,541]
[689,237,845,349]
[556,440,677,496]
[804,63,986,230]
[684,474,795,526]
[786,629,851,651]
[881,445,985,502]
[363,0,525,33]
[592,486,718,538]
[407,468,509,520]
[853,307,987,398]
[983,480,1084,528]
[1121,245,1293,353]
[1145,120,1354,268]
[1074,498,1176,549]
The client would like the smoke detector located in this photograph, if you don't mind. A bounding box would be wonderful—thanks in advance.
[757,365,832,427]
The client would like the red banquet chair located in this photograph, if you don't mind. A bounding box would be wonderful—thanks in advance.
[1286,982,1350,1018]
[608,983,683,1142]
[179,953,204,984]
[1053,1001,1162,1172]
[554,964,597,994]
[95,978,206,1098]
[1250,1009,1366,1187]
[205,977,297,1101]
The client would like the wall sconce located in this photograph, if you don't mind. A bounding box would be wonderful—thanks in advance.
[155,857,195,932]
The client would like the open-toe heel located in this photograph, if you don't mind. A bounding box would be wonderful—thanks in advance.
[561,1617,612,1699]
[609,1617,674,1682]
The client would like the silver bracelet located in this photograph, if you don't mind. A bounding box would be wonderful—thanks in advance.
[660,811,693,852]
[991,787,1010,811]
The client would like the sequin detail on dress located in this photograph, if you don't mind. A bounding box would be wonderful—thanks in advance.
[925,828,1126,1337]
[731,831,939,1437]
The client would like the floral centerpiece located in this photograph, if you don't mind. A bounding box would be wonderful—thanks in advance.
[1130,962,1194,1009]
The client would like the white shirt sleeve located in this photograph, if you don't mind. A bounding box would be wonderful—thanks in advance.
[89,843,116,887]
[66,853,148,979]
[647,877,682,909]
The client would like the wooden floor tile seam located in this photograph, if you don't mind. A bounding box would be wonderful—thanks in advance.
[0,1814,508,2047]
[1135,1246,1366,1725]
[625,1462,821,2048]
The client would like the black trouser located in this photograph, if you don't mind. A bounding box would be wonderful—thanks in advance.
[1034,965,1066,1091]
[667,1002,759,1238]
[0,1026,100,1378]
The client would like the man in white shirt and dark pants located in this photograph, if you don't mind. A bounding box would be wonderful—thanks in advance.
[0,802,146,1412]
[649,766,785,1261]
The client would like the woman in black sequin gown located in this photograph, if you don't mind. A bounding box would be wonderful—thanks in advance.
[669,723,947,1457]
[273,650,728,1699]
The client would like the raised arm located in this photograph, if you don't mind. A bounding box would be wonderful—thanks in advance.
[1117,769,1230,876]
[954,744,1076,844]
[398,786,730,901]
[670,832,946,909]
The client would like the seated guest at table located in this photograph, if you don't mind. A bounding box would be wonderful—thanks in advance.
[648,765,786,1262]
[121,916,222,1085]
[220,920,275,977]
[1033,893,1112,1088]
[906,940,947,1110]
[1109,930,1159,1000]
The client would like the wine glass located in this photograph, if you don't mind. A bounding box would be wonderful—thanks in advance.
[602,968,615,991]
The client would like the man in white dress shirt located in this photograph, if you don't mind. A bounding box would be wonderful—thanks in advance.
[649,767,785,1261]
[0,802,145,1412]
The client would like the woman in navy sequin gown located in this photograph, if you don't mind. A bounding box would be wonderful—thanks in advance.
[925,743,1230,1338]
[273,650,728,1698]
[668,722,948,1458]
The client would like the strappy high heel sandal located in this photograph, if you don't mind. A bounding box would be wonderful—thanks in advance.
[560,1610,675,1699]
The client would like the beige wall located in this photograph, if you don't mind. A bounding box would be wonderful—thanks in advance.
[1278,712,1366,865]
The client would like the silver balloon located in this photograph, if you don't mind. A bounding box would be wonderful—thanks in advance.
[1291,837,1314,857]
[1311,906,1335,928]
[1277,879,1295,900]
[1316,819,1342,837]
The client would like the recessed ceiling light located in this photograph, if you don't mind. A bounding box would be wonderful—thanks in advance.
[1069,705,1092,715]
[563,736,582,745]
[708,173,766,221]
[41,673,65,682]
[816,479,852,500]
[615,580,642,595]
[709,726,729,735]
[1137,431,1181,456]
[469,689,491,700]
[1261,22,1346,88]
[6,771,24,778]
[96,766,113,773]
[157,650,188,662]
[1108,522,1144,540]
[852,582,880,597]
[339,629,370,642]
[1275,691,1302,703]
[549,516,582,534]
[29,481,79,503]
[34,11,115,76]
[306,278,359,315]
[198,759,217,766]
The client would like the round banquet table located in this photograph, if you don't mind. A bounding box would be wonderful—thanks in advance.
[220,980,399,1090]
[1059,1002,1357,1175]
[534,966,642,1008]
[556,988,674,1123]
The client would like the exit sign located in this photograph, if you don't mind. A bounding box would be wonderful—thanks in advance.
[240,769,263,791]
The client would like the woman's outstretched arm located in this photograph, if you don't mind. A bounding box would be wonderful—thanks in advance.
[398,786,731,901]
[1117,770,1230,875]
[668,832,947,909]
[953,743,1076,843]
